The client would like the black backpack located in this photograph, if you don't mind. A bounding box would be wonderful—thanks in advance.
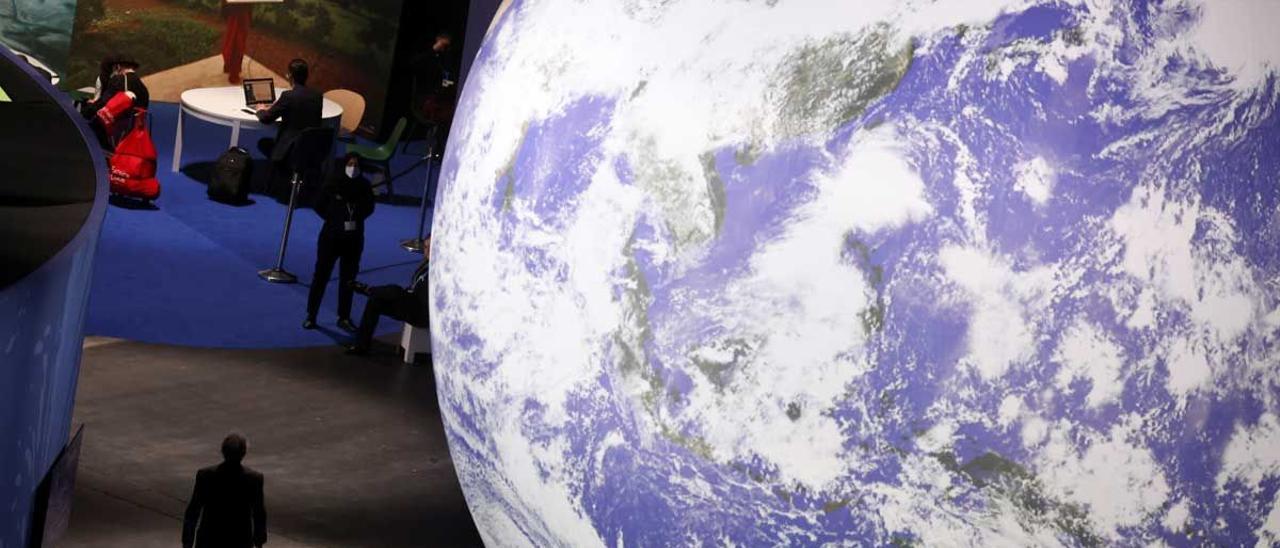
[209,147,252,203]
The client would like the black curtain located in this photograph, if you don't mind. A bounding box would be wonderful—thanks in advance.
[380,0,471,141]
[457,0,502,91]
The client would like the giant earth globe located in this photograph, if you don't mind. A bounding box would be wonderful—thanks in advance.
[429,0,1280,545]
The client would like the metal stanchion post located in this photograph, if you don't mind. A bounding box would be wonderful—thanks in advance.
[258,173,302,283]
[400,132,437,254]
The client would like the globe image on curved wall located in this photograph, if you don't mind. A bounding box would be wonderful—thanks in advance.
[430,0,1280,544]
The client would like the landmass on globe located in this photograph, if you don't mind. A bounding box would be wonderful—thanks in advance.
[430,0,1280,545]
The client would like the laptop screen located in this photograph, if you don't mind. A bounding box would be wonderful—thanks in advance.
[242,78,276,106]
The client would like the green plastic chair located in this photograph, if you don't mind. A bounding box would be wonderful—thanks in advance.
[346,117,408,196]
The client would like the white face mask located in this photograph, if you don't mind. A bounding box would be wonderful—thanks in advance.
[345,166,359,179]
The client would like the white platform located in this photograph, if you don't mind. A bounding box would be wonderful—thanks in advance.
[400,323,431,364]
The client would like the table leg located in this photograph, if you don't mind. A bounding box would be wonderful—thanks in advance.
[171,106,184,173]
[230,120,241,149]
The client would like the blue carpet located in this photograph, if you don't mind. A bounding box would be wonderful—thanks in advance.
[86,102,440,348]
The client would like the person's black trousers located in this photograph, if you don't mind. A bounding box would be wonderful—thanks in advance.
[355,287,426,348]
[307,230,363,320]
[257,137,293,196]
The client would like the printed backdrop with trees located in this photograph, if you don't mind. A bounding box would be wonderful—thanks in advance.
[68,0,405,131]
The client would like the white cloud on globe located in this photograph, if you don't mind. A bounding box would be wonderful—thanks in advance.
[431,0,1280,544]
[1053,320,1125,408]
[1184,0,1280,92]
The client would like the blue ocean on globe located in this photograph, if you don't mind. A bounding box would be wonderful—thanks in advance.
[430,0,1280,545]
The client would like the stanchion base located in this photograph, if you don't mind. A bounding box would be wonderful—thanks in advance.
[400,238,426,253]
[258,268,298,284]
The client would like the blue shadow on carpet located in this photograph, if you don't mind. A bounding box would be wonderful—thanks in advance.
[86,102,440,348]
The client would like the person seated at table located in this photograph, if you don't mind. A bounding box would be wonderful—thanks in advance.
[304,153,375,332]
[345,241,430,356]
[255,58,322,193]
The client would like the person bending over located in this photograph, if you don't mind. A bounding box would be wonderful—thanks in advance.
[347,241,430,355]
[82,56,149,149]
[91,56,116,102]
[305,153,375,332]
[256,59,322,193]
[183,434,267,548]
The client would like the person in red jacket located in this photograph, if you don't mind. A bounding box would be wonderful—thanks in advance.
[221,1,252,84]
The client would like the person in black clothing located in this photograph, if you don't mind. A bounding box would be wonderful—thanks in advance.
[182,434,267,548]
[409,31,460,148]
[82,55,150,149]
[256,58,323,191]
[104,58,149,108]
[346,242,430,355]
[304,153,375,331]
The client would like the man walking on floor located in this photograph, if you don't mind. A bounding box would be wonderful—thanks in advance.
[183,434,267,548]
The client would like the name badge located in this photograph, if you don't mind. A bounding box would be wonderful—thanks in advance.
[344,221,357,232]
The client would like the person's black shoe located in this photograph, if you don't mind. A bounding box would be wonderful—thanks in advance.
[337,318,357,333]
[344,344,369,356]
[302,317,317,330]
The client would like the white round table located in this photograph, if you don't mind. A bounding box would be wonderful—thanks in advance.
[171,86,343,172]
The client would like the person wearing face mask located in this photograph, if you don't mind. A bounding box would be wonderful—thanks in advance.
[303,153,375,331]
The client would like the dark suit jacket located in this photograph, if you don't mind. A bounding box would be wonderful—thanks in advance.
[370,260,429,326]
[183,463,267,548]
[409,50,459,125]
[256,84,323,162]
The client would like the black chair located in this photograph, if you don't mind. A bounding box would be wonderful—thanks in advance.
[259,127,335,283]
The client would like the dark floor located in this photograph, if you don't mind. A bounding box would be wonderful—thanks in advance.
[63,338,482,548]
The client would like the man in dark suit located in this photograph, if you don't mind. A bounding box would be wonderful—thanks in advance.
[409,31,460,132]
[256,58,323,191]
[347,239,430,355]
[183,434,267,548]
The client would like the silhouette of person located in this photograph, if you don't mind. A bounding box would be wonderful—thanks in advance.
[346,241,430,355]
[304,153,376,331]
[183,434,267,548]
[410,31,460,129]
[256,58,323,194]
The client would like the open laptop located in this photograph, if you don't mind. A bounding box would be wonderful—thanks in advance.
[242,78,276,107]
